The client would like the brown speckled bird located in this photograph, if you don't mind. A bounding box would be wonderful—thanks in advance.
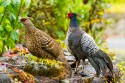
[20,17,62,59]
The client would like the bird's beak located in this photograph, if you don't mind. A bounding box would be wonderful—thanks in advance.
[76,13,81,18]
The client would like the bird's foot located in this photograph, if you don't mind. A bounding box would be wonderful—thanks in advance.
[74,71,78,75]
[79,71,87,77]
[70,61,76,68]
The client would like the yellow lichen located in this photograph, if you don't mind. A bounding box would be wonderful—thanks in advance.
[23,54,64,77]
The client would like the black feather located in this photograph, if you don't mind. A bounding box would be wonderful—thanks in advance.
[88,57,100,76]
[88,50,113,76]
[99,50,113,75]
[66,12,113,76]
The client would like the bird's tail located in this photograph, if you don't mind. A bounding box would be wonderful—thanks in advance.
[87,49,113,76]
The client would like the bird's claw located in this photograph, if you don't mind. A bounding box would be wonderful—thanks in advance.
[79,71,87,77]
[74,71,78,75]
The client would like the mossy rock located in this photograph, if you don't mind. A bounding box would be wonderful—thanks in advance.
[23,54,65,79]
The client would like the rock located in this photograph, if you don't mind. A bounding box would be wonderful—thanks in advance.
[81,65,96,77]
[92,77,105,83]
[35,76,59,83]
[60,79,70,83]
[63,49,72,56]
[61,76,94,83]
[63,49,75,62]
[0,74,11,83]
[64,55,75,62]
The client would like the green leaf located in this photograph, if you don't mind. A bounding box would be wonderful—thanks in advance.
[11,0,20,7]
[10,30,19,41]
[0,36,2,40]
[4,19,11,24]
[0,25,3,31]
[9,12,16,22]
[0,6,4,13]
[24,0,31,8]
[56,30,64,39]
[1,0,11,7]
[14,21,23,30]
[4,25,12,32]
[0,40,3,53]
[6,38,15,49]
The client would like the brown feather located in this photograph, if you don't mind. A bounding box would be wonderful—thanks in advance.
[21,18,62,59]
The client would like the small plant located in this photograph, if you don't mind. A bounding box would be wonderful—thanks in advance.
[0,0,31,55]
[116,61,125,82]
[9,67,35,83]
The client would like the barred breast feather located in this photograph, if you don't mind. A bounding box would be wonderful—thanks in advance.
[25,26,62,59]
[81,33,99,56]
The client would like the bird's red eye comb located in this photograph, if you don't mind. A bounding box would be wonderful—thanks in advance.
[20,18,27,22]
[68,13,72,19]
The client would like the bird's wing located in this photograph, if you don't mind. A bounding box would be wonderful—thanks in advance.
[80,33,100,75]
[37,30,62,58]
[80,33,99,55]
[80,33,113,76]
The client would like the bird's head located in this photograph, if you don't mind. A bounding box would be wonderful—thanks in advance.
[20,17,33,27]
[67,12,80,19]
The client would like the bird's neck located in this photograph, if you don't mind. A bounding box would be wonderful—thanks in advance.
[24,24,36,34]
[69,17,79,29]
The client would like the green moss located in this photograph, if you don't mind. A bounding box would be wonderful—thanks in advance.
[23,54,64,77]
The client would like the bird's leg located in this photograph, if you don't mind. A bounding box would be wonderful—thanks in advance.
[74,60,80,74]
[81,60,85,73]
[80,59,86,73]
[79,59,88,77]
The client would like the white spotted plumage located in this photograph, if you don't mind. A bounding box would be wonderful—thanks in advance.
[81,33,99,56]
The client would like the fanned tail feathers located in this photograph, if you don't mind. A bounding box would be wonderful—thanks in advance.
[87,50,113,76]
